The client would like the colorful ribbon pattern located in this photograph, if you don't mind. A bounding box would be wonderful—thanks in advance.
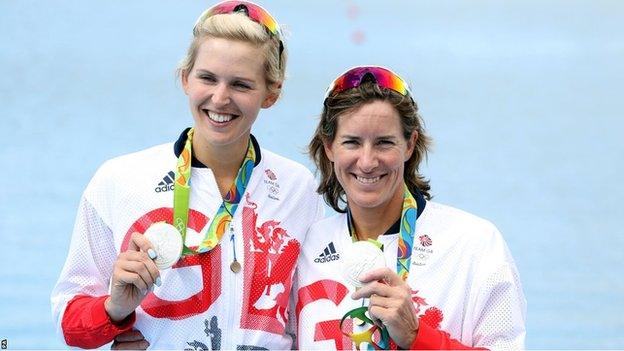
[342,184,418,349]
[174,128,256,256]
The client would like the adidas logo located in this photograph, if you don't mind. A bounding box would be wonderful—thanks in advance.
[314,242,340,263]
[155,171,175,193]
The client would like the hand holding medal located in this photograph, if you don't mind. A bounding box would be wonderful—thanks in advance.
[105,232,163,323]
[339,241,391,350]
[338,186,421,349]
[350,267,420,349]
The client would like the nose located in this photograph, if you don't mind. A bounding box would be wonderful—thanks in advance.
[357,144,378,173]
[211,83,230,107]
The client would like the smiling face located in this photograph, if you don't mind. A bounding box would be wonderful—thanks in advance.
[182,37,277,152]
[324,100,416,214]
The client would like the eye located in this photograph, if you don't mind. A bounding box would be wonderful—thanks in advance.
[341,139,359,147]
[375,139,398,149]
[232,81,252,90]
[198,74,217,83]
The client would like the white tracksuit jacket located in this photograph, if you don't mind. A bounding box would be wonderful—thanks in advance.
[295,195,526,350]
[51,130,324,349]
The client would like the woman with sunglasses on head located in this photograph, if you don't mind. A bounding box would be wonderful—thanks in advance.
[51,1,323,349]
[295,66,526,350]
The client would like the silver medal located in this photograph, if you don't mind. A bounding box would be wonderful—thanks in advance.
[144,222,183,270]
[341,241,385,287]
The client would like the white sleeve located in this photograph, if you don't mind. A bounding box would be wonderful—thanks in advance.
[469,228,527,350]
[50,190,117,334]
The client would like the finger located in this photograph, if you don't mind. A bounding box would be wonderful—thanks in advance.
[115,269,150,291]
[114,329,146,342]
[118,251,161,285]
[369,304,398,323]
[135,253,161,286]
[128,232,156,259]
[144,259,161,286]
[111,339,150,350]
[369,293,393,309]
[119,260,157,289]
[368,305,387,327]
[114,270,149,292]
[358,267,402,286]
[351,280,393,300]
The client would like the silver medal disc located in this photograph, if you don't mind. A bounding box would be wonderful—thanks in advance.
[341,241,385,287]
[143,222,183,270]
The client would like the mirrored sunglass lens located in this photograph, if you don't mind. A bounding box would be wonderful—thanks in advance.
[207,1,280,36]
[246,5,279,35]
[326,66,410,99]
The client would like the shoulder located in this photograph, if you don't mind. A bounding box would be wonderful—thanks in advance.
[256,147,318,197]
[87,143,174,190]
[102,143,173,169]
[307,213,345,235]
[302,213,346,254]
[420,201,514,263]
[258,147,315,179]
[421,201,500,240]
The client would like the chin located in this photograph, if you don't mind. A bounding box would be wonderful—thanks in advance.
[348,193,387,210]
[195,126,235,143]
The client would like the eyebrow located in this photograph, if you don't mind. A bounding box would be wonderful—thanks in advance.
[339,134,398,140]
[195,69,257,85]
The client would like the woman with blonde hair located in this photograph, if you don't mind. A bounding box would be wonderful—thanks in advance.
[51,2,322,349]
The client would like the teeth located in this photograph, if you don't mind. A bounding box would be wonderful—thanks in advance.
[356,175,380,184]
[207,111,234,123]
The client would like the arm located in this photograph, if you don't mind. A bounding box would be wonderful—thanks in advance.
[461,225,526,350]
[410,320,488,350]
[468,262,527,350]
[51,193,160,348]
[408,261,525,350]
[415,236,525,350]
[62,295,136,348]
[354,268,488,350]
[51,196,122,347]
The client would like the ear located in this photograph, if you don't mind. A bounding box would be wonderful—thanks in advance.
[404,131,418,162]
[261,82,282,109]
[323,139,335,162]
[181,69,190,95]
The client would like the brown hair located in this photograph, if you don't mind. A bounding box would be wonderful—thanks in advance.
[177,11,286,97]
[309,81,432,213]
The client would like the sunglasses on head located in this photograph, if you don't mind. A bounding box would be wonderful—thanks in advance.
[205,1,283,39]
[324,66,413,101]
[202,1,284,68]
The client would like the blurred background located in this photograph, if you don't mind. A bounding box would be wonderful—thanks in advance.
[1,0,623,348]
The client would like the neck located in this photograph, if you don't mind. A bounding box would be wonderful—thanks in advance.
[192,133,250,194]
[350,188,404,241]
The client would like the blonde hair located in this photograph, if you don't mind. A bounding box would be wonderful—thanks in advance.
[177,11,286,97]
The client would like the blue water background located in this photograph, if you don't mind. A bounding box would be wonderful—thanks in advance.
[1,0,623,348]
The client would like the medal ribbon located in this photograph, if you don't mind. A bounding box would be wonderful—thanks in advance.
[173,128,256,256]
[342,184,418,349]
[346,183,417,281]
